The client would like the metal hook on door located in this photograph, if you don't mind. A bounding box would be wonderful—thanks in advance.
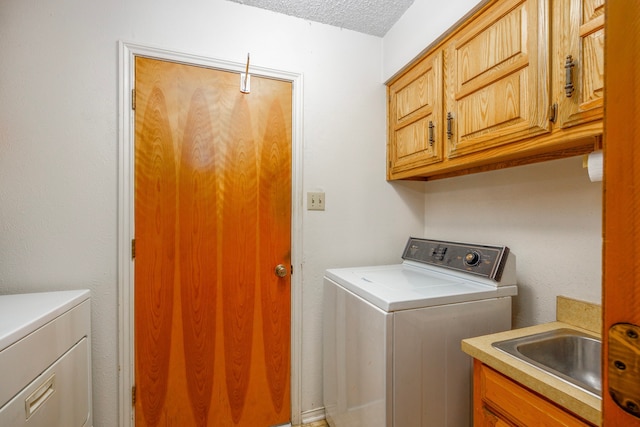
[240,53,251,94]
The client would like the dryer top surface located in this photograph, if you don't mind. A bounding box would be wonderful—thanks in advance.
[0,290,90,351]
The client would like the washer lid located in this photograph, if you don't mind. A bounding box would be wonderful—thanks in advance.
[325,263,517,312]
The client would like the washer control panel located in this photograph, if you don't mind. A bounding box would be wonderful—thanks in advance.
[401,237,509,281]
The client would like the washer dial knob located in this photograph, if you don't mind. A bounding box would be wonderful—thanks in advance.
[464,251,481,266]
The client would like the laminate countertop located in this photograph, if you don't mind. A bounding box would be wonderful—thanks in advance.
[462,297,602,426]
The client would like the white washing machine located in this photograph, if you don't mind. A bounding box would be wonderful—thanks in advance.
[323,238,517,427]
[0,290,92,427]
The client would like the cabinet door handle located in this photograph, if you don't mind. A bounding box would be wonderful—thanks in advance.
[446,113,453,140]
[428,121,435,146]
[565,55,576,98]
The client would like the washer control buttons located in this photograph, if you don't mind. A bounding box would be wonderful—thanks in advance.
[431,246,448,261]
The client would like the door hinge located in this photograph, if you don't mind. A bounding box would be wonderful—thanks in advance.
[608,323,640,417]
[131,239,136,260]
[131,88,136,110]
[549,103,558,123]
[132,385,136,406]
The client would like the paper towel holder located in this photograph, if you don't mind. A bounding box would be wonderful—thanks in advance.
[584,150,603,182]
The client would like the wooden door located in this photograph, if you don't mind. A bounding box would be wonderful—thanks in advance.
[387,50,443,180]
[133,57,292,427]
[603,1,640,426]
[554,0,604,129]
[446,0,551,159]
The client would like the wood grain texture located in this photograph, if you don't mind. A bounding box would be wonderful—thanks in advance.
[475,361,595,426]
[134,57,292,426]
[583,0,604,20]
[554,0,605,129]
[454,2,525,91]
[222,95,258,424]
[448,0,551,157]
[259,98,292,415]
[396,69,433,120]
[603,0,640,425]
[179,87,218,426]
[608,324,640,417]
[135,82,177,427]
[388,50,443,177]
[456,71,523,137]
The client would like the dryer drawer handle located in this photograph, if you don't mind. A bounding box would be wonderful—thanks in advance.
[25,374,56,419]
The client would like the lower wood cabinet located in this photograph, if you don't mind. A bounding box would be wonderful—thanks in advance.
[473,360,596,427]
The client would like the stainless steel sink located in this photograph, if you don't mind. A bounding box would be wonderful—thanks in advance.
[492,328,601,397]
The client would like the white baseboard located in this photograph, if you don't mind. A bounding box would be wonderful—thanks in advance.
[301,407,326,424]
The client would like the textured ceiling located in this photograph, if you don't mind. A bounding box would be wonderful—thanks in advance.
[226,0,416,37]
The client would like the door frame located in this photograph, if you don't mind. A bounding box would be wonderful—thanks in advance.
[117,41,304,427]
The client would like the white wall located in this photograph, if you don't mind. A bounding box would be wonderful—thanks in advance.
[423,157,602,327]
[0,0,424,425]
[383,0,482,80]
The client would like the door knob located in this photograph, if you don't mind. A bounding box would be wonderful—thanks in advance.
[275,264,288,278]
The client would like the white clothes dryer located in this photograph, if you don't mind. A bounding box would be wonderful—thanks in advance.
[323,238,517,427]
[0,290,92,427]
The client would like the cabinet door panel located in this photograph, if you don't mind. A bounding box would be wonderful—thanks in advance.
[579,27,604,109]
[397,72,433,121]
[448,0,550,159]
[457,71,526,144]
[555,0,604,128]
[395,118,431,161]
[388,51,443,177]
[455,5,525,93]
[478,363,594,427]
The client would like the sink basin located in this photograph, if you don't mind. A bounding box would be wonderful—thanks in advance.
[492,328,601,397]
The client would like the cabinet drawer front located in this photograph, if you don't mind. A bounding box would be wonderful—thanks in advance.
[480,364,593,427]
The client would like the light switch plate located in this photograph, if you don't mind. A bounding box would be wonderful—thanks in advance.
[307,192,325,211]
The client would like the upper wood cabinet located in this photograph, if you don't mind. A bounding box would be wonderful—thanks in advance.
[388,51,443,177]
[447,0,550,159]
[553,0,605,128]
[387,0,604,181]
